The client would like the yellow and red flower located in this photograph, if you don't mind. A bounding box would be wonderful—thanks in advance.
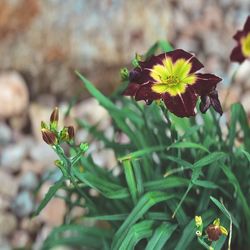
[123,49,222,117]
[230,16,250,63]
[206,218,228,241]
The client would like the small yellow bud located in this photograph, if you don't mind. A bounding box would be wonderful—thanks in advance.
[195,216,203,227]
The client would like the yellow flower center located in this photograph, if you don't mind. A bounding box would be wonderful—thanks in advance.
[150,57,196,96]
[241,33,250,57]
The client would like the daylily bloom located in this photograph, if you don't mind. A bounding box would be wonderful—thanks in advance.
[123,49,222,117]
[230,16,250,63]
[206,218,228,241]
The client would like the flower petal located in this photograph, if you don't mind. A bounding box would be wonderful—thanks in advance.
[162,87,197,117]
[123,83,140,96]
[210,92,223,116]
[199,95,211,114]
[163,49,204,74]
[135,83,161,101]
[243,15,250,33]
[193,73,222,96]
[230,44,245,63]
[233,30,245,41]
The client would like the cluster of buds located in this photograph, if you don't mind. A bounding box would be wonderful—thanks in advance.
[195,216,228,242]
[41,107,75,146]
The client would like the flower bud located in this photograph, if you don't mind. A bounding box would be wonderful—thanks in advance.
[195,216,203,227]
[206,224,221,241]
[120,68,129,81]
[50,107,59,129]
[50,107,59,123]
[67,126,75,140]
[41,128,57,145]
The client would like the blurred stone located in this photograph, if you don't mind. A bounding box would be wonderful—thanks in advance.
[38,181,66,226]
[0,212,17,236]
[11,230,30,249]
[20,218,42,234]
[0,72,29,119]
[29,142,57,166]
[29,103,54,142]
[92,149,117,170]
[0,1,172,98]
[0,122,12,145]
[241,92,250,113]
[220,86,241,110]
[235,60,250,87]
[11,191,34,217]
[19,171,38,191]
[1,143,27,172]
[74,98,109,128]
[0,237,11,250]
[0,170,18,198]
[40,197,66,226]
[21,160,45,174]
[0,196,10,211]
[175,35,198,52]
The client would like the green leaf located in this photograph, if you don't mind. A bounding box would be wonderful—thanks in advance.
[175,210,214,250]
[73,169,129,199]
[86,213,128,221]
[144,177,189,191]
[219,163,250,221]
[238,147,250,162]
[228,103,250,151]
[118,145,166,161]
[43,224,113,250]
[111,192,173,250]
[145,40,173,58]
[119,220,154,250]
[33,177,65,216]
[169,141,209,153]
[123,160,138,204]
[145,223,177,250]
[193,152,226,169]
[193,180,219,189]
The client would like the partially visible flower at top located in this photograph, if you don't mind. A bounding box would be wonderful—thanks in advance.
[230,16,250,63]
[206,218,228,241]
[123,49,222,117]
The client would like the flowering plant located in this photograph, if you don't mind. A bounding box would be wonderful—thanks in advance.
[36,17,250,250]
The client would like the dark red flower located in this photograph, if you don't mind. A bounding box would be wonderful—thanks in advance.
[123,49,222,117]
[206,219,228,241]
[230,16,250,63]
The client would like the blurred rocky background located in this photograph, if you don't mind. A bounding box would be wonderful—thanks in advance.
[0,0,249,249]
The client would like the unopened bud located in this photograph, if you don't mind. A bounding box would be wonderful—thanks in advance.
[67,126,75,140]
[206,224,222,241]
[54,160,63,167]
[195,216,203,227]
[50,107,59,129]
[41,128,57,145]
[120,68,129,81]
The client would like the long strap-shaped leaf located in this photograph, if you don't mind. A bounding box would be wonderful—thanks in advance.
[145,223,177,250]
[119,220,154,250]
[33,177,65,216]
[111,191,173,250]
